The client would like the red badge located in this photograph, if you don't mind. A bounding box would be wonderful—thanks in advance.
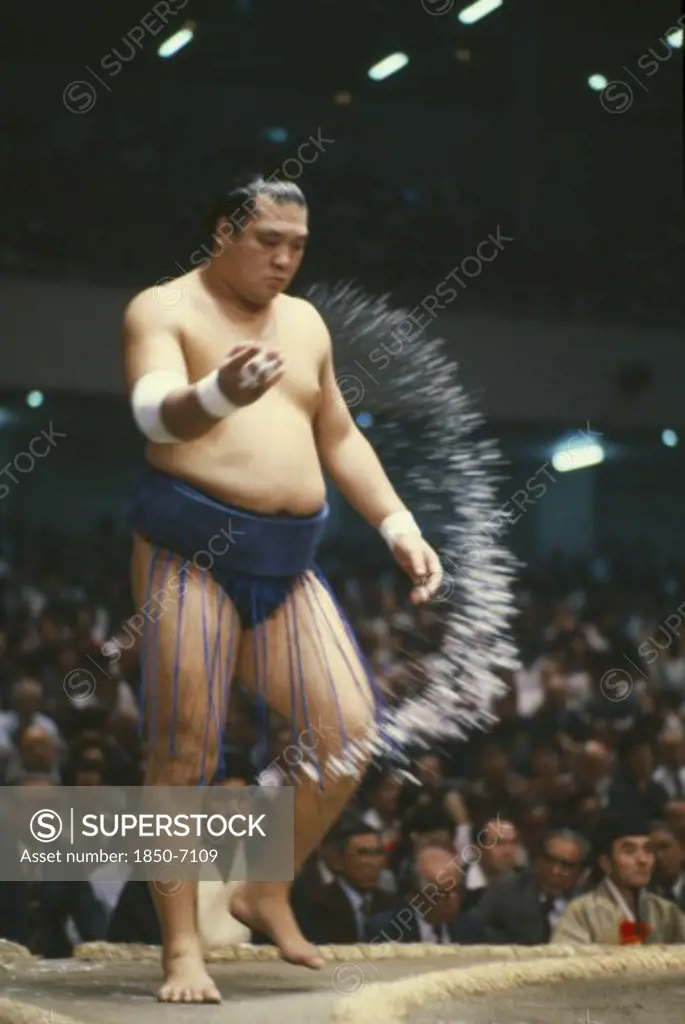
[619,919,652,944]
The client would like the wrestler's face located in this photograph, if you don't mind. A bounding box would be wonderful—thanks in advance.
[218,197,308,305]
[604,835,655,889]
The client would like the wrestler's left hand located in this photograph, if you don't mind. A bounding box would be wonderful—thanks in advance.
[390,535,443,604]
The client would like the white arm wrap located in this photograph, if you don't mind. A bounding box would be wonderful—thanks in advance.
[130,370,186,443]
[194,368,237,418]
[379,510,422,548]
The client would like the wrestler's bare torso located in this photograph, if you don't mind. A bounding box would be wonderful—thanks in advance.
[139,270,329,516]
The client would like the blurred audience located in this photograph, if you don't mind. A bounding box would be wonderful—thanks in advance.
[2,529,685,949]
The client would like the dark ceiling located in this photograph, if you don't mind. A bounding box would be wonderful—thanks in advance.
[2,0,681,104]
[1,0,682,324]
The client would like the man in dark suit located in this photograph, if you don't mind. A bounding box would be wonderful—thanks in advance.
[649,821,685,911]
[470,828,587,944]
[0,785,109,957]
[366,846,486,945]
[293,813,393,944]
[608,735,671,822]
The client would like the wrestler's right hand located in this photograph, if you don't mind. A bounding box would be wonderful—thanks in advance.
[217,344,285,406]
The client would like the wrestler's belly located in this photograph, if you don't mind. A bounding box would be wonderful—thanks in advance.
[145,402,327,515]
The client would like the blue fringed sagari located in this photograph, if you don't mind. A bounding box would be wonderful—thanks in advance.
[128,467,386,786]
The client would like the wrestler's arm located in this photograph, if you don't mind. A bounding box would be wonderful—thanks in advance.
[123,290,279,442]
[312,308,442,601]
[123,290,221,441]
[313,326,407,529]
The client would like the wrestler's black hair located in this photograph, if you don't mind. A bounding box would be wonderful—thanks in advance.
[208,171,307,237]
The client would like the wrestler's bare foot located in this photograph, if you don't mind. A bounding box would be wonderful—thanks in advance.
[158,942,222,1003]
[230,882,325,969]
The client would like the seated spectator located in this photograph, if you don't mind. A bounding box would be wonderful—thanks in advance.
[569,739,613,806]
[4,723,62,784]
[521,738,574,808]
[359,766,403,857]
[653,729,685,800]
[462,740,525,824]
[488,686,531,769]
[0,676,61,752]
[471,828,586,943]
[461,817,522,911]
[0,779,109,956]
[366,846,485,945]
[404,802,456,854]
[412,751,471,835]
[608,734,671,821]
[553,813,685,944]
[517,800,551,858]
[648,820,685,910]
[528,666,571,729]
[390,802,456,883]
[293,814,393,944]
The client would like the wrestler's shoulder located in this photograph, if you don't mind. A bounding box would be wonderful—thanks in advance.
[124,279,189,324]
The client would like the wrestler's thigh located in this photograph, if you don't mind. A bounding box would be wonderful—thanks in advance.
[236,570,378,747]
[130,533,241,737]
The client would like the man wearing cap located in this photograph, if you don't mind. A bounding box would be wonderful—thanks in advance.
[552,812,685,945]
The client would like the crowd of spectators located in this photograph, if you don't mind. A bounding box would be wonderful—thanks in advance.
[2,522,685,954]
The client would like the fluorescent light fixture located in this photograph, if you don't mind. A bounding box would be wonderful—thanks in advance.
[662,428,678,447]
[457,0,503,26]
[25,390,44,409]
[588,74,608,91]
[552,440,605,473]
[158,25,195,59]
[367,52,409,81]
[666,28,683,49]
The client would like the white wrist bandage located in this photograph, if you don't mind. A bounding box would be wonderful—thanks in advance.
[131,370,186,444]
[195,369,237,418]
[379,510,422,548]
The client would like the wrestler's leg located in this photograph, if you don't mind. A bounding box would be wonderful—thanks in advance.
[230,569,379,963]
[131,534,240,1003]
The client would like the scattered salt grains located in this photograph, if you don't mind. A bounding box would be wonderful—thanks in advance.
[308,282,519,750]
